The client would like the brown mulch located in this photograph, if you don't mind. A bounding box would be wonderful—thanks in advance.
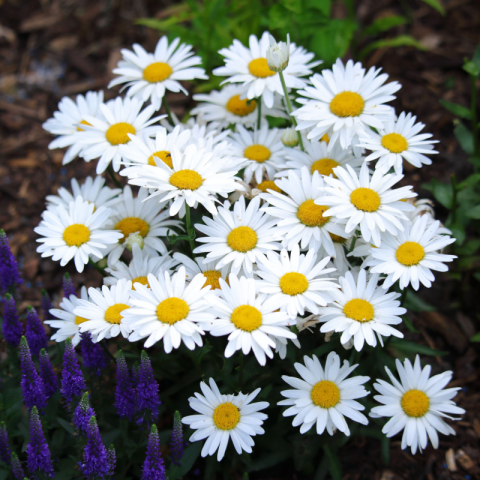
[0,0,479,479]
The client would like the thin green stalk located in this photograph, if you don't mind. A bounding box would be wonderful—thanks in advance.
[89,259,107,277]
[163,97,175,125]
[471,75,479,157]
[257,96,262,130]
[348,234,357,254]
[106,165,122,189]
[100,340,116,363]
[185,204,196,256]
[278,71,304,151]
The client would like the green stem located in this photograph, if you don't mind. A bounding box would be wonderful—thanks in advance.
[257,96,262,130]
[278,71,304,151]
[106,165,122,189]
[163,97,174,125]
[185,204,196,256]
[450,174,458,225]
[89,259,107,277]
[471,74,479,157]
[100,340,116,363]
[348,234,357,254]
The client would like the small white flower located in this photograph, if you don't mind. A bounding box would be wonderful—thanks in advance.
[281,127,299,147]
[182,378,268,461]
[279,352,370,435]
[266,34,290,72]
[370,355,465,454]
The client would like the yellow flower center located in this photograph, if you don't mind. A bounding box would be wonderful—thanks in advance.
[74,315,89,325]
[279,272,309,296]
[382,133,408,153]
[131,276,149,290]
[343,298,374,323]
[320,133,330,143]
[401,389,430,418]
[169,169,203,190]
[297,200,329,227]
[230,305,262,332]
[106,122,136,145]
[115,217,150,244]
[213,402,240,430]
[311,380,340,408]
[226,95,256,116]
[396,241,425,266]
[143,62,173,83]
[329,232,347,243]
[104,303,130,324]
[227,226,257,252]
[148,150,172,168]
[311,158,340,177]
[202,270,222,290]
[257,180,282,193]
[244,144,271,163]
[63,224,90,247]
[248,58,276,78]
[77,119,92,132]
[350,188,381,212]
[330,91,364,117]
[156,297,189,325]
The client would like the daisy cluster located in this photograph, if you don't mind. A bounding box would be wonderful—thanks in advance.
[37,32,463,461]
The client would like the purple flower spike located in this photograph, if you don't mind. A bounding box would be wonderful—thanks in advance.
[136,351,161,426]
[40,290,52,319]
[142,424,166,480]
[106,445,116,476]
[11,452,26,480]
[20,337,47,413]
[0,422,11,464]
[25,307,48,357]
[61,338,86,405]
[0,229,23,294]
[115,350,135,421]
[73,392,95,437]
[26,406,54,479]
[1,294,22,347]
[80,332,108,376]
[38,349,58,399]
[62,273,75,299]
[170,411,183,467]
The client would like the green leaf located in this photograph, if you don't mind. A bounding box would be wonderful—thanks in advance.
[448,222,466,245]
[459,173,480,189]
[421,0,445,15]
[466,205,480,219]
[363,15,407,36]
[403,290,436,312]
[323,445,342,480]
[248,451,291,471]
[280,0,302,14]
[402,315,420,333]
[359,35,427,58]
[56,417,74,435]
[439,100,472,120]
[178,442,202,476]
[422,178,453,209]
[305,0,331,16]
[102,428,121,447]
[388,338,447,356]
[463,61,480,77]
[454,122,474,155]
[470,332,480,342]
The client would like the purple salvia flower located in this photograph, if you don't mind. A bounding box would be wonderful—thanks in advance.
[40,290,52,319]
[38,349,58,399]
[25,307,48,357]
[142,424,165,480]
[11,452,26,480]
[61,337,86,405]
[170,411,183,467]
[79,416,112,479]
[0,229,23,294]
[80,332,108,376]
[106,445,116,476]
[136,351,161,426]
[26,406,54,479]
[0,422,11,464]
[115,350,135,421]
[1,294,22,347]
[20,337,47,413]
[73,392,95,437]
[62,273,75,299]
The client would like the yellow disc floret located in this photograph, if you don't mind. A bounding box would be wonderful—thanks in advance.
[106,122,136,145]
[343,299,374,323]
[297,200,329,227]
[77,119,92,131]
[115,217,150,244]
[382,133,408,153]
[311,380,340,408]
[320,133,330,143]
[148,150,172,168]
[244,144,271,163]
[257,180,282,193]
[75,315,89,325]
[169,169,203,190]
[226,95,257,116]
[248,58,276,78]
[156,297,190,325]
[143,62,173,83]
[104,303,130,324]
[230,305,262,332]
[131,276,149,290]
[396,241,425,266]
[227,226,257,252]
[280,272,309,296]
[202,270,222,290]
[401,389,430,418]
[213,402,241,430]
[329,233,347,244]
[350,188,381,212]
[311,158,340,177]
[330,91,364,117]
[63,224,91,247]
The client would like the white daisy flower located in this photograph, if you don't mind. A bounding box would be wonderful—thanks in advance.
[318,269,405,351]
[318,234,354,276]
[405,198,451,235]
[315,163,416,246]
[109,36,208,110]
[75,97,163,173]
[182,378,268,461]
[191,84,287,128]
[261,167,347,255]
[228,124,286,184]
[365,215,456,290]
[202,274,297,365]
[42,91,104,165]
[279,352,370,435]
[45,176,121,213]
[106,185,181,264]
[193,196,282,275]
[370,355,465,454]
[45,287,92,346]
[293,59,400,148]
[34,197,123,273]
[121,267,212,351]
[73,279,133,341]
[213,31,321,108]
[255,244,339,319]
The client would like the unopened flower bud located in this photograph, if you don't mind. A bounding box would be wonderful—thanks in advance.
[125,232,144,251]
[282,127,299,147]
[266,34,290,73]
